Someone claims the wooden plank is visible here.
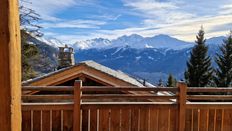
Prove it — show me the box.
[33,111,42,131]
[0,0,21,131]
[82,94,177,100]
[73,80,81,131]
[185,109,192,131]
[42,111,51,131]
[99,109,110,131]
[187,95,232,101]
[82,103,177,109]
[110,109,120,131]
[169,109,177,131]
[208,109,216,131]
[22,103,73,111]
[149,107,159,131]
[82,86,178,92]
[158,109,169,131]
[22,95,73,101]
[192,109,199,131]
[63,110,73,131]
[52,110,61,131]
[121,108,131,131]
[82,109,89,131]
[22,86,74,91]
[186,103,232,109]
[223,109,232,131]
[215,109,222,131]
[22,111,31,131]
[177,82,187,131]
[131,108,139,131]
[139,107,149,131]
[199,109,209,131]
[90,109,98,131]
[187,87,232,93]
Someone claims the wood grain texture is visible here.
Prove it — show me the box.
[22,111,31,131]
[110,109,120,131]
[52,110,61,131]
[90,109,98,131]
[99,109,110,131]
[0,0,21,130]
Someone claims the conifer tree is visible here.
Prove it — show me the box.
[214,31,232,87]
[166,74,176,87]
[185,27,213,87]
[158,79,163,87]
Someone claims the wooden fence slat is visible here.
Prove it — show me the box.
[169,109,177,131]
[121,108,131,131]
[110,109,120,131]
[33,111,41,131]
[149,108,159,131]
[199,109,208,131]
[185,109,192,131]
[42,111,51,131]
[82,109,89,131]
[22,111,31,131]
[192,109,199,131]
[158,109,169,131]
[99,109,110,131]
[208,109,216,131]
[63,110,73,131]
[215,109,222,131]
[90,109,98,131]
[131,108,139,131]
[52,110,61,131]
[223,109,232,131]
[139,107,149,131]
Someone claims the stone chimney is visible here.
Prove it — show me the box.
[57,44,75,69]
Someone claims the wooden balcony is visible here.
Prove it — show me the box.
[21,81,232,131]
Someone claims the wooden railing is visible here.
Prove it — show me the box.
[22,81,232,131]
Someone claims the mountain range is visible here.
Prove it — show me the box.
[34,34,226,84]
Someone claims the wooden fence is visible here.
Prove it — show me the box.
[22,81,232,131]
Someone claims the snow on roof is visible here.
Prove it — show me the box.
[22,60,155,87]
[80,60,155,87]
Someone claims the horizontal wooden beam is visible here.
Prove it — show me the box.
[22,102,73,110]
[81,103,177,109]
[22,86,74,91]
[81,86,178,92]
[22,95,74,101]
[188,87,232,93]
[187,95,232,100]
[81,94,177,100]
[186,102,232,109]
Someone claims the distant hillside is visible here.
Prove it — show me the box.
[25,32,59,76]
[73,34,193,50]
[74,35,226,84]
[25,33,226,84]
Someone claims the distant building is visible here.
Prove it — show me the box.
[57,44,75,69]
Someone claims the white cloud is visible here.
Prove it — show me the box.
[23,0,232,43]
[41,19,106,29]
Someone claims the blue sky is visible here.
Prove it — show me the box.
[23,0,232,43]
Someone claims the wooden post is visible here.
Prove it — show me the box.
[0,0,21,130]
[73,80,82,131]
[177,82,187,131]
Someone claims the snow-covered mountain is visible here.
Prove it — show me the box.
[36,37,65,48]
[30,33,227,84]
[73,34,194,50]
[73,38,111,49]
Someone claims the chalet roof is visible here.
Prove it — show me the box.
[23,60,155,87]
